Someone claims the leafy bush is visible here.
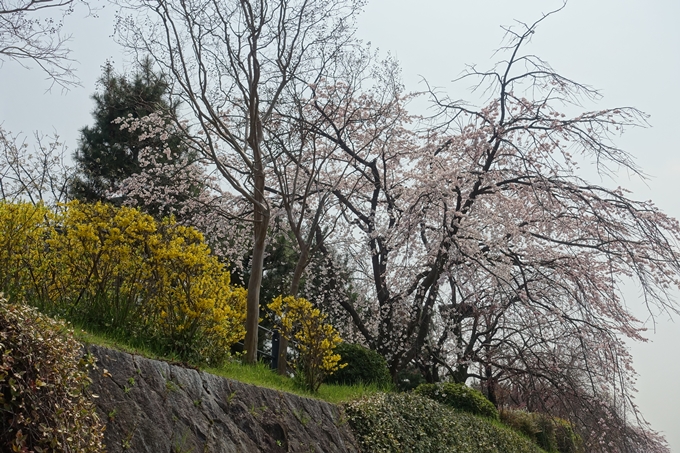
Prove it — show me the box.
[44,201,155,328]
[0,297,105,452]
[324,343,392,388]
[395,367,426,392]
[553,417,582,453]
[415,382,499,419]
[500,409,582,453]
[268,295,344,392]
[145,218,247,364]
[0,201,247,365]
[344,392,546,453]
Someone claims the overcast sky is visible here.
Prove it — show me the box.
[1,0,679,450]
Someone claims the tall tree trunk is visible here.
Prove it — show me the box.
[244,112,268,363]
[244,207,268,364]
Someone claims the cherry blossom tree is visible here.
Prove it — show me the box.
[299,68,425,368]
[262,52,378,371]
[301,11,677,452]
[114,0,365,363]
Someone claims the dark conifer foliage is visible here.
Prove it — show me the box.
[69,58,184,208]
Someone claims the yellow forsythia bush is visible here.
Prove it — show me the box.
[0,202,53,302]
[268,295,344,392]
[45,201,156,327]
[147,219,247,364]
[0,201,247,365]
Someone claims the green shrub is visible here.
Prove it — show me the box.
[535,413,556,452]
[0,297,105,452]
[324,343,392,388]
[502,410,540,443]
[553,417,582,453]
[395,367,427,392]
[500,409,582,453]
[415,382,499,419]
[344,392,546,453]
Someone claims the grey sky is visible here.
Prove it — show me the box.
[1,0,679,450]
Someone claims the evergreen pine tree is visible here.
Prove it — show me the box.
[69,59,187,209]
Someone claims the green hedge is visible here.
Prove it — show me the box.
[500,409,583,453]
[325,343,392,388]
[344,392,546,453]
[415,382,499,419]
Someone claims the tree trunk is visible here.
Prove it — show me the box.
[485,363,498,407]
[244,112,268,363]
[244,202,268,364]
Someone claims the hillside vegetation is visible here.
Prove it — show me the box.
[345,392,546,453]
[0,294,557,453]
[0,200,576,452]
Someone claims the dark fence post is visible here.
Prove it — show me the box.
[270,329,280,371]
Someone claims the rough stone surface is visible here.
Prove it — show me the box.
[87,345,359,453]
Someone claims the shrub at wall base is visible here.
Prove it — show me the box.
[324,342,392,389]
[0,297,106,453]
[268,295,344,392]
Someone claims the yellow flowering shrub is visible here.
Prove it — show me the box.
[0,202,53,302]
[0,201,246,365]
[268,295,344,392]
[147,220,247,364]
[45,201,155,327]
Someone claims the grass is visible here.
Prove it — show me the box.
[73,324,382,405]
[73,324,177,362]
[207,359,385,404]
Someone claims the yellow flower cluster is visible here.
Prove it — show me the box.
[45,201,155,325]
[148,218,247,362]
[0,203,52,302]
[268,295,344,392]
[0,201,247,365]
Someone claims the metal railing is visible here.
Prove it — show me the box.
[235,324,299,373]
